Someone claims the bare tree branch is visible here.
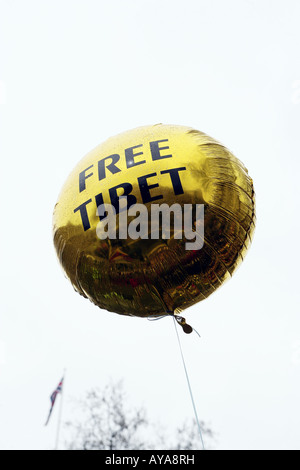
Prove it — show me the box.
[65,381,214,450]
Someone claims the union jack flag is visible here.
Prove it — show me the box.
[45,377,64,426]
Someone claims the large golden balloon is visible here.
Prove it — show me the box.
[53,124,255,319]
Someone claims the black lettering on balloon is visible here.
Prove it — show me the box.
[109,183,137,215]
[150,139,172,161]
[125,144,146,168]
[161,167,186,195]
[138,173,163,204]
[79,165,94,193]
[98,154,121,181]
[74,199,92,231]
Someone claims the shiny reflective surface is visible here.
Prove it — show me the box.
[53,124,255,317]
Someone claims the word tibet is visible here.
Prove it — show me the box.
[73,138,187,232]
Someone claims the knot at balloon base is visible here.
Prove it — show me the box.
[148,313,201,337]
[174,315,194,335]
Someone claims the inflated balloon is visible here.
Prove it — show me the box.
[53,124,255,320]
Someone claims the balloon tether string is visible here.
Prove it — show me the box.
[172,316,205,451]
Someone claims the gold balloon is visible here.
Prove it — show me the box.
[53,124,255,318]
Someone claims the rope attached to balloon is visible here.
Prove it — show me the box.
[148,313,205,450]
[172,316,205,451]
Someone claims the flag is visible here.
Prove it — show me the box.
[45,377,64,426]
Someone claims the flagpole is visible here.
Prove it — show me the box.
[55,369,66,451]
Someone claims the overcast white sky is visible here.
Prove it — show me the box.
[0,0,300,450]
